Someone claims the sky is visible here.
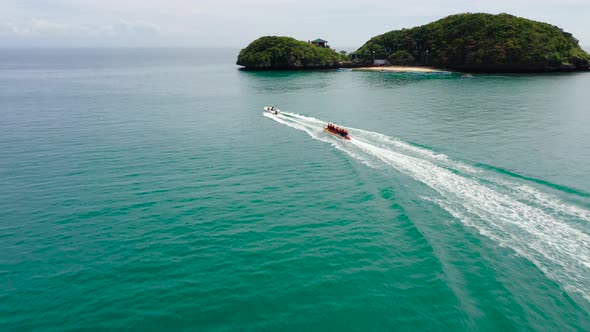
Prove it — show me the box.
[0,0,589,49]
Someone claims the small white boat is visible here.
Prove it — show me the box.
[264,106,280,115]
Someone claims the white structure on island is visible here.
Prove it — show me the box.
[310,38,329,48]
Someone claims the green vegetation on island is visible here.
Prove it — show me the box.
[354,13,590,72]
[237,36,346,70]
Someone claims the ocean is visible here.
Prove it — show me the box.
[1,48,590,331]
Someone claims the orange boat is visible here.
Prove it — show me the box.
[323,123,351,140]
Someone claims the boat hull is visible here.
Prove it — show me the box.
[263,106,279,115]
[324,127,351,140]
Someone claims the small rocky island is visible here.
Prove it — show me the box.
[237,13,590,73]
[237,36,347,70]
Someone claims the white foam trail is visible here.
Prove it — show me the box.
[264,111,590,303]
[355,129,454,161]
[264,112,380,168]
[465,169,590,223]
[352,139,590,301]
[512,183,590,222]
[279,112,476,172]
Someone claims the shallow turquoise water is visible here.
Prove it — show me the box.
[1,49,590,331]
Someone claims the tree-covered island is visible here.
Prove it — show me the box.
[237,36,346,70]
[355,13,589,72]
[237,13,590,72]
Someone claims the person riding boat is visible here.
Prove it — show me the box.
[324,122,350,140]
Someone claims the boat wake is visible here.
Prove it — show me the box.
[264,110,590,304]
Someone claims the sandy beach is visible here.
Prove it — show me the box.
[353,66,451,73]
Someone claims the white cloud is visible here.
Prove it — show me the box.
[0,19,67,35]
[0,0,588,47]
[0,18,161,37]
[98,19,161,36]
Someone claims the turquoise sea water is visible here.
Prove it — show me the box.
[1,48,590,331]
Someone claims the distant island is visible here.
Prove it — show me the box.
[237,36,346,70]
[356,13,590,72]
[237,13,590,73]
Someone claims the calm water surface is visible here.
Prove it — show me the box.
[1,48,590,331]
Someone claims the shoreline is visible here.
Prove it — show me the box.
[352,66,452,73]
[238,64,589,73]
